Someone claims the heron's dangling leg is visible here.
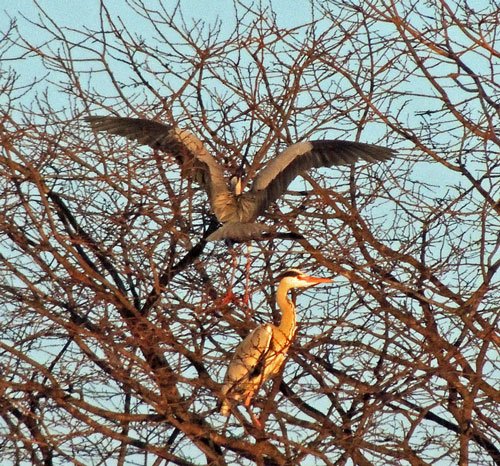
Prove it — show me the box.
[243,244,253,306]
[250,411,264,430]
[221,240,238,305]
[242,392,264,429]
[243,391,253,408]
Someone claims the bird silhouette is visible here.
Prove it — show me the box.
[86,116,395,241]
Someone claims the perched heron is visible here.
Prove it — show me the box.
[86,116,395,241]
[219,268,332,424]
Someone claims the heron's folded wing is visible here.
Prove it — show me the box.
[224,324,273,388]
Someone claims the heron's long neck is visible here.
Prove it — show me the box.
[276,282,296,341]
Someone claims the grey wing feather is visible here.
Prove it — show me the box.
[250,140,395,216]
[85,116,229,203]
[86,116,176,149]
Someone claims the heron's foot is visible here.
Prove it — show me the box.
[243,290,250,307]
[243,396,265,430]
[250,411,264,430]
[243,245,253,306]
[220,289,235,306]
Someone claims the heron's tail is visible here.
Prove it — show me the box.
[206,222,271,242]
[206,222,302,242]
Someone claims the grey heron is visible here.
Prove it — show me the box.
[219,268,332,426]
[85,116,395,242]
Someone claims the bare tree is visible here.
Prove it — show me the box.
[0,1,498,465]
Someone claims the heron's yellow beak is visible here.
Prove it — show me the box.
[304,276,333,286]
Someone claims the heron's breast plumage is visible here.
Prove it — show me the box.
[211,192,239,223]
[211,192,260,224]
[235,193,259,222]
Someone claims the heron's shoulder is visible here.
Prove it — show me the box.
[238,324,274,351]
[247,323,274,340]
[172,127,207,153]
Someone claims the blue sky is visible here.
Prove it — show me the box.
[1,0,313,41]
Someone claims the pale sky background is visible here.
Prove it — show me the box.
[1,0,316,91]
[2,0,494,140]
[1,0,311,29]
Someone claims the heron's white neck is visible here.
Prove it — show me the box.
[275,281,297,341]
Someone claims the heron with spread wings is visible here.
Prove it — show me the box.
[219,268,332,426]
[86,116,395,241]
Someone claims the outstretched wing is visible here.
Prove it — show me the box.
[250,139,396,217]
[85,116,230,207]
[222,324,274,397]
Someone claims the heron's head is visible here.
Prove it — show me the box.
[230,167,246,196]
[277,268,333,290]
